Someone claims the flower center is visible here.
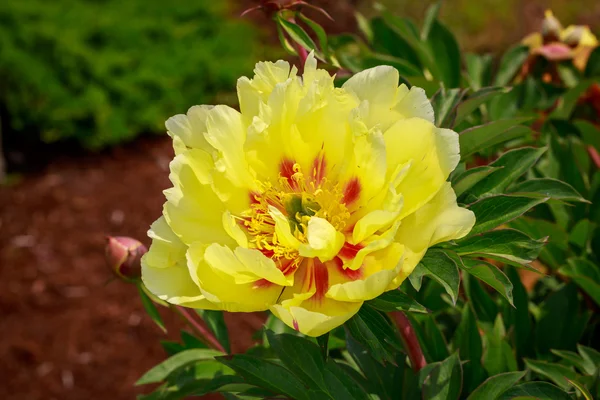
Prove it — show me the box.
[241,161,350,261]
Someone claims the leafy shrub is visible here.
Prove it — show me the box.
[0,0,270,148]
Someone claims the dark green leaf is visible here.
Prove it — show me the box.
[550,79,596,119]
[276,22,298,56]
[574,120,600,152]
[459,119,532,159]
[216,354,310,400]
[409,313,450,363]
[136,348,224,385]
[316,333,329,361]
[559,258,600,306]
[483,316,518,376]
[467,195,548,236]
[138,284,166,333]
[323,359,371,400]
[460,258,514,306]
[453,166,502,198]
[277,16,319,54]
[456,229,546,268]
[410,249,460,304]
[265,331,328,391]
[567,378,594,400]
[426,20,461,88]
[420,1,441,40]
[462,273,498,323]
[524,359,581,391]
[464,53,493,90]
[345,305,399,365]
[432,87,467,128]
[577,345,600,375]
[452,305,486,393]
[367,289,428,313]
[298,13,329,58]
[196,310,231,353]
[462,147,547,203]
[421,352,463,400]
[551,349,596,375]
[496,382,572,400]
[454,87,511,127]
[501,267,533,360]
[494,44,529,86]
[509,178,588,203]
[467,371,526,400]
[584,47,600,77]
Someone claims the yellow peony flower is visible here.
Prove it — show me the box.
[142,53,475,337]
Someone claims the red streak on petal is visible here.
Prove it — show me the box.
[312,152,327,185]
[293,319,299,331]
[343,177,361,205]
[334,256,362,280]
[260,249,275,258]
[280,158,298,190]
[253,278,271,288]
[249,191,260,204]
[313,258,329,301]
[338,241,364,261]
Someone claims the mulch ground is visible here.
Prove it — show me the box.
[0,136,265,399]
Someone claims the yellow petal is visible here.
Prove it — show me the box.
[142,217,218,308]
[188,243,282,312]
[270,297,361,337]
[222,211,248,247]
[342,65,399,107]
[299,217,345,262]
[393,84,435,123]
[327,243,405,302]
[384,118,460,218]
[268,206,302,249]
[165,105,213,151]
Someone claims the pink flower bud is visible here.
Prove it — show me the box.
[105,236,147,282]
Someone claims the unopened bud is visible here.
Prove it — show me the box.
[563,26,585,47]
[105,236,147,282]
[541,10,562,43]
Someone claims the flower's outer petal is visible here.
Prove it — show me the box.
[222,211,248,248]
[165,105,213,152]
[203,243,291,286]
[327,243,405,302]
[393,84,435,123]
[142,217,218,308]
[205,105,256,189]
[522,32,543,49]
[299,217,345,262]
[561,25,599,47]
[342,66,399,107]
[384,118,460,219]
[392,182,475,288]
[347,220,401,270]
[188,243,282,312]
[164,150,233,247]
[270,297,362,337]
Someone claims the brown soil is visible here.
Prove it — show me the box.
[0,136,265,399]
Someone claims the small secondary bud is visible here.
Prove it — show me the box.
[541,10,562,43]
[105,236,147,282]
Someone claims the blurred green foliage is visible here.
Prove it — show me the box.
[0,0,269,148]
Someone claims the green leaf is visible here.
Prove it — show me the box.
[459,119,532,159]
[559,258,600,306]
[494,44,529,86]
[426,20,461,88]
[410,249,460,304]
[551,349,596,375]
[298,13,329,58]
[455,229,546,268]
[409,313,450,363]
[453,166,502,198]
[465,53,493,90]
[567,378,594,400]
[550,79,596,119]
[496,382,572,400]
[536,283,588,355]
[577,345,600,375]
[462,273,498,323]
[196,310,231,353]
[574,120,600,152]
[501,267,533,360]
[460,258,514,306]
[345,305,399,365]
[277,16,319,54]
[432,87,467,128]
[509,178,589,203]
[467,371,526,400]
[452,305,486,393]
[420,1,441,40]
[276,22,298,56]
[584,47,600,77]
[524,359,580,391]
[316,333,329,361]
[367,289,428,313]
[266,331,328,391]
[483,316,518,376]
[461,147,547,203]
[216,355,310,400]
[467,195,548,236]
[136,348,224,385]
[454,86,511,127]
[421,352,463,400]
[138,283,166,333]
[323,359,371,400]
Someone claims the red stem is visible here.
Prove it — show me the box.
[391,311,427,372]
[588,145,600,169]
[173,306,227,353]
